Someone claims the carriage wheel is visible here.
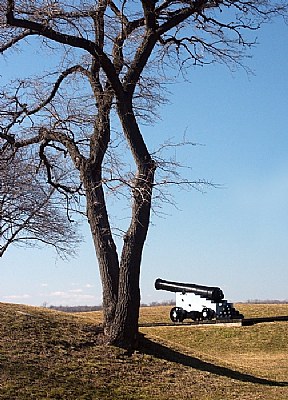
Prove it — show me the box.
[170,307,185,323]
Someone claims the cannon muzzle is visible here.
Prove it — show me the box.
[155,278,224,302]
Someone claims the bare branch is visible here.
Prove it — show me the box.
[0,146,82,258]
[0,29,33,53]
[5,0,125,98]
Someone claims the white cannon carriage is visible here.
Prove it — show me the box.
[155,278,243,323]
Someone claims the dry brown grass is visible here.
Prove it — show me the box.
[74,302,288,323]
[0,302,287,399]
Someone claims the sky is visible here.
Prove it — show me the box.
[1,16,288,307]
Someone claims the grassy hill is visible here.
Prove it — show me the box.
[0,303,287,399]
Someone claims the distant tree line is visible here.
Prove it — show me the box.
[245,299,288,304]
[48,299,288,313]
[48,305,103,313]
[48,300,176,313]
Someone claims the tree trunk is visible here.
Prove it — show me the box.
[82,163,119,332]
[108,161,155,348]
[81,96,155,349]
[109,249,142,348]
[84,159,155,349]
[98,99,156,349]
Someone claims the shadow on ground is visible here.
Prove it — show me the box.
[243,315,288,326]
[139,336,288,387]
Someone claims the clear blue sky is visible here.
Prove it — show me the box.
[1,19,288,307]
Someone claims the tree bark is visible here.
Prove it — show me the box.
[106,98,156,348]
[83,152,155,349]
[83,164,119,331]
[109,161,155,348]
[81,109,119,333]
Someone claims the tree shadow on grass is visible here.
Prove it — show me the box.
[139,335,288,387]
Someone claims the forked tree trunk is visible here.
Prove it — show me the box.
[84,158,155,349]
[105,98,156,348]
[83,165,120,331]
[81,95,155,349]
[109,163,155,348]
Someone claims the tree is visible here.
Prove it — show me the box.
[0,0,286,348]
[0,145,81,257]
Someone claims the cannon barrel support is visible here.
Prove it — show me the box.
[155,278,224,302]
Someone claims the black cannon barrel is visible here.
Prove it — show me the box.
[155,278,224,302]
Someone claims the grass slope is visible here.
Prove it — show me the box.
[0,303,287,399]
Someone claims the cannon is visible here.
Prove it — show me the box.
[155,278,243,323]
[155,278,224,302]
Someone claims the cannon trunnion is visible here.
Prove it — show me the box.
[155,278,243,323]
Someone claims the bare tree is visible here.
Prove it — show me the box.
[0,145,81,257]
[0,0,286,348]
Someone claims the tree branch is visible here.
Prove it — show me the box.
[5,0,125,99]
[2,65,88,135]
[0,29,34,53]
